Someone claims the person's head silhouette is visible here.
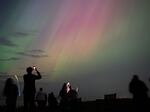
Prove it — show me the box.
[6,78,14,85]
[39,88,43,91]
[3,77,16,96]
[133,75,139,80]
[26,67,33,74]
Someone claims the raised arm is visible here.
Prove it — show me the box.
[35,68,42,79]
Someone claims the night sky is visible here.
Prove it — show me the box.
[0,0,150,103]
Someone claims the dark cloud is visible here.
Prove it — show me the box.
[17,52,48,58]
[29,54,48,58]
[0,37,16,47]
[29,49,45,53]
[13,30,40,37]
[14,32,30,37]
[0,72,8,75]
[0,57,20,61]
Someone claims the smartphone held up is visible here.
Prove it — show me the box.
[33,66,36,71]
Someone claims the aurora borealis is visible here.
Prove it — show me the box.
[0,0,150,101]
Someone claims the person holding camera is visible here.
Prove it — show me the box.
[23,66,42,112]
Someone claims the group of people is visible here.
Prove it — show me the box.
[2,66,150,112]
[2,66,79,112]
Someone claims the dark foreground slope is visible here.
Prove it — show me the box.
[0,98,149,112]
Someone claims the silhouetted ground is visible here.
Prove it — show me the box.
[81,98,135,112]
[0,98,150,112]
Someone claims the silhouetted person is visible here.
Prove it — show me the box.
[23,67,42,112]
[58,83,68,112]
[67,85,78,101]
[67,85,78,112]
[36,88,47,111]
[48,92,58,112]
[3,78,18,112]
[129,75,149,112]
